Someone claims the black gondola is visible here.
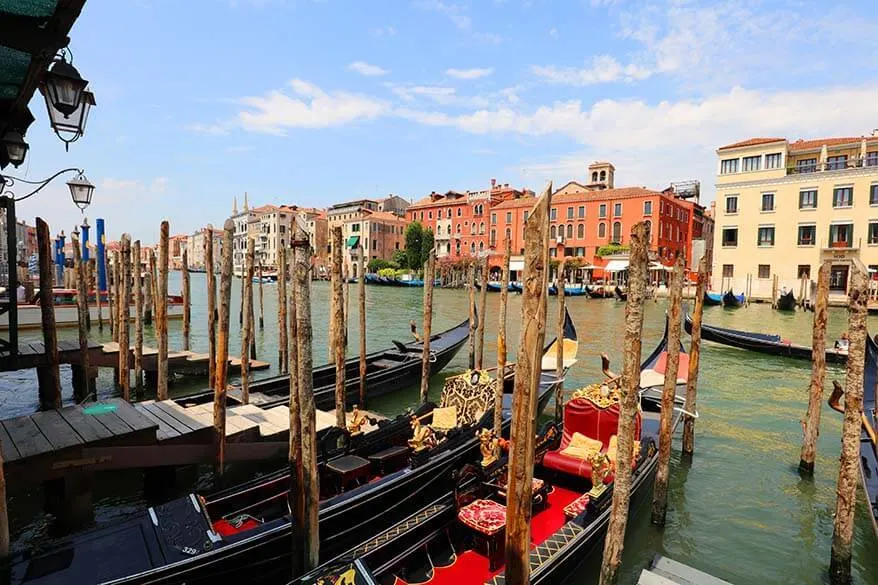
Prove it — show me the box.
[293,324,686,585]
[722,290,745,307]
[585,285,610,299]
[684,314,847,363]
[775,290,796,311]
[177,318,470,412]
[5,314,579,585]
[614,285,627,301]
[703,291,722,306]
[858,336,878,539]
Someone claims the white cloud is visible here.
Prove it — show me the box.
[237,79,388,134]
[532,55,653,85]
[347,61,389,76]
[446,67,493,80]
[414,0,471,30]
[549,27,559,39]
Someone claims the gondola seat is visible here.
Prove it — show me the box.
[563,493,590,519]
[457,499,507,570]
[542,397,641,482]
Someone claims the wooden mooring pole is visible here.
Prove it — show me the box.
[214,220,234,473]
[554,258,566,422]
[112,252,120,344]
[829,263,868,585]
[419,248,435,404]
[599,221,648,585]
[182,249,190,351]
[504,184,551,584]
[293,225,319,570]
[799,261,830,474]
[258,263,264,330]
[133,240,144,396]
[494,239,511,437]
[358,248,367,407]
[156,222,170,400]
[682,256,707,457]
[118,235,131,400]
[206,225,216,390]
[476,257,489,369]
[96,257,104,331]
[467,263,476,370]
[241,238,255,404]
[288,242,303,577]
[36,218,61,410]
[277,245,288,375]
[331,226,346,428]
[651,255,684,526]
[771,274,778,309]
[72,232,91,402]
[105,250,114,337]
[144,251,154,326]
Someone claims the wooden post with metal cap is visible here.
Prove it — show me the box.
[799,261,830,474]
[493,239,511,437]
[213,219,234,473]
[419,248,435,404]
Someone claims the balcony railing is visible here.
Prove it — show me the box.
[787,156,878,175]
[820,238,861,251]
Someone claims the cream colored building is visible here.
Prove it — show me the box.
[713,132,878,300]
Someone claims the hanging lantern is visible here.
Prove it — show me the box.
[67,172,95,211]
[2,131,28,167]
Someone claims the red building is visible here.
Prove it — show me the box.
[407,180,533,260]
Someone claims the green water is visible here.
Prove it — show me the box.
[5,273,878,584]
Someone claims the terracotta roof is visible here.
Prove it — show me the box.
[408,191,468,209]
[492,197,538,210]
[550,186,665,204]
[363,210,408,223]
[717,137,786,151]
[788,136,878,153]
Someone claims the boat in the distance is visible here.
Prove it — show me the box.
[585,285,611,299]
[5,313,579,585]
[614,285,628,301]
[775,290,796,311]
[703,291,723,306]
[722,290,745,308]
[0,288,184,330]
[548,283,587,297]
[294,322,686,585]
[684,314,847,364]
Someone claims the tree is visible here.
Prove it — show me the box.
[368,258,398,272]
[420,230,435,268]
[392,249,407,268]
[405,222,424,270]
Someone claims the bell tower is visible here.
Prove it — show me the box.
[587,161,615,189]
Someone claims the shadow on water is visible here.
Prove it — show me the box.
[4,282,878,584]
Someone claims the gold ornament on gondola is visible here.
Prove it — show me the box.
[570,382,622,408]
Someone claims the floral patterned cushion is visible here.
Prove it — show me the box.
[563,493,590,519]
[458,499,507,536]
[497,477,545,499]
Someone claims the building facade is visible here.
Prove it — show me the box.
[712,132,878,299]
[188,228,223,272]
[297,207,329,278]
[341,209,408,277]
[169,234,188,270]
[248,204,293,271]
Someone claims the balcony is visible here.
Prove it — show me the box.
[821,238,861,252]
[787,156,878,176]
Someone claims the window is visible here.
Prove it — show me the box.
[871,185,878,205]
[798,225,816,246]
[722,264,734,278]
[799,190,817,209]
[428,211,433,220]
[505,228,511,242]
[798,265,811,279]
[720,159,739,174]
[447,209,452,218]
[742,155,761,171]
[765,153,782,169]
[470,243,476,254]
[550,225,557,239]
[826,155,848,171]
[761,193,775,212]
[523,211,529,221]
[833,187,853,207]
[598,222,606,238]
[829,223,853,246]
[420,212,424,220]
[549,248,557,258]
[457,208,462,216]
[577,224,584,239]
[491,213,497,225]
[725,195,738,214]
[575,247,585,257]
[643,201,652,215]
[506,212,512,223]
[599,204,607,218]
[456,224,461,234]
[479,222,485,235]
[566,224,573,239]
[352,223,360,232]
[612,221,622,243]
[372,239,377,251]
[757,226,775,246]
[797,158,817,173]
[578,206,585,218]
[758,264,770,279]
[870,222,878,245]
[645,220,652,242]
[613,203,622,216]
[867,152,878,167]
[550,208,557,221]
[567,207,574,219]
[490,229,496,246]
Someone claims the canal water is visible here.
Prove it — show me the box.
[4,272,878,585]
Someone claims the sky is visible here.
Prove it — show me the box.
[12,0,878,244]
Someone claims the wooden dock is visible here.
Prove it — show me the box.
[639,556,734,585]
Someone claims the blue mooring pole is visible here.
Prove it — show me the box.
[96,218,107,291]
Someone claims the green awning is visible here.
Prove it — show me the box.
[346,235,360,248]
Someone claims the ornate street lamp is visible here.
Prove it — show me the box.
[0,168,95,213]
[66,171,95,211]
[2,131,28,168]
[39,50,96,150]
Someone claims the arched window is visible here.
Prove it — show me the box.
[644,220,652,242]
[470,242,476,254]
[598,222,606,238]
[470,223,475,235]
[479,242,484,252]
[566,224,573,239]
[457,208,462,217]
[550,225,557,239]
[455,240,461,255]
[505,227,511,242]
[592,171,598,182]
[447,209,452,219]
[456,223,461,234]
[612,221,622,243]
[600,170,606,181]
[577,224,584,239]
[479,222,485,235]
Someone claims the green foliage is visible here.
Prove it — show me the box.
[367,258,398,272]
[596,244,630,257]
[391,249,408,268]
[420,230,435,267]
[405,221,424,269]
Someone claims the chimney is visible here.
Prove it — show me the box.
[873,129,878,137]
[491,178,496,188]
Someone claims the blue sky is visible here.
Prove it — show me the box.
[13,0,878,244]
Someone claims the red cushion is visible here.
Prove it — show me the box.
[458,499,507,535]
[543,450,595,479]
[563,493,590,519]
[213,517,261,536]
[653,352,690,381]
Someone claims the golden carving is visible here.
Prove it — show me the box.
[347,405,367,435]
[587,451,611,498]
[408,415,436,452]
[570,382,621,409]
[477,428,499,467]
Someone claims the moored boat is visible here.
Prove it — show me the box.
[614,285,627,301]
[775,290,796,311]
[722,290,745,308]
[703,291,723,306]
[684,314,848,363]
[585,285,611,299]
